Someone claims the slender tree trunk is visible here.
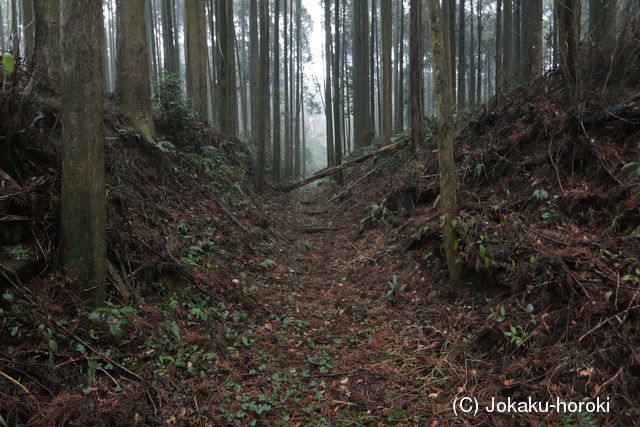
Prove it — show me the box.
[11,0,19,53]
[476,0,482,103]
[256,0,269,193]
[332,0,343,183]
[273,0,281,179]
[324,0,334,168]
[426,0,461,285]
[409,0,423,149]
[32,0,59,100]
[457,0,466,109]
[283,0,291,179]
[495,0,502,91]
[215,0,238,136]
[381,0,392,142]
[469,0,476,108]
[294,0,302,178]
[60,0,107,306]
[522,0,542,81]
[161,0,179,74]
[558,0,582,107]
[448,0,456,101]
[503,0,514,87]
[394,0,404,133]
[249,0,259,138]
[353,0,372,148]
[22,0,34,59]
[116,0,156,141]
[185,0,208,120]
[589,0,617,48]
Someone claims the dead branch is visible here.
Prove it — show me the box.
[280,137,411,192]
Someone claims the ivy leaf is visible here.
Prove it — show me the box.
[2,52,15,74]
[109,322,125,341]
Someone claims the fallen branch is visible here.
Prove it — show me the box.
[280,137,411,192]
[210,192,250,234]
[581,95,640,125]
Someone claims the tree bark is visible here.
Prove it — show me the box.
[161,0,179,75]
[522,0,542,81]
[589,0,617,49]
[409,0,423,149]
[256,0,269,193]
[503,0,514,87]
[381,0,392,143]
[457,0,466,109]
[332,0,343,184]
[116,0,156,141]
[215,0,238,136]
[60,0,107,306]
[324,0,334,168]
[557,0,582,107]
[427,0,461,285]
[272,0,282,179]
[353,0,373,148]
[185,0,209,120]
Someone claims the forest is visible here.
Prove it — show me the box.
[0,0,639,425]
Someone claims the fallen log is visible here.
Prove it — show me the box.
[280,137,411,192]
[581,95,640,125]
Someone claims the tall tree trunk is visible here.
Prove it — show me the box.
[294,0,302,178]
[381,0,392,142]
[32,0,59,100]
[558,0,582,107]
[11,0,19,53]
[394,0,404,133]
[161,0,179,75]
[249,0,259,138]
[469,0,476,108]
[426,0,461,285]
[60,0,107,306]
[503,0,514,87]
[448,0,456,101]
[457,0,466,109]
[256,0,269,193]
[353,0,372,148]
[476,0,482,103]
[324,0,334,168]
[332,0,343,183]
[409,0,423,149]
[185,0,208,120]
[116,0,156,141]
[272,0,281,179]
[22,0,34,70]
[206,0,217,123]
[589,0,617,48]
[522,0,542,81]
[283,0,291,180]
[495,0,502,91]
[215,0,238,136]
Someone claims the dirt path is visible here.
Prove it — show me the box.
[230,189,455,425]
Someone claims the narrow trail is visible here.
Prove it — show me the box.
[237,187,457,423]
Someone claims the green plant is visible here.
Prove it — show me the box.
[7,244,30,261]
[622,268,640,284]
[260,258,277,268]
[89,303,135,341]
[303,240,314,251]
[385,275,407,305]
[504,324,527,347]
[474,163,485,177]
[152,72,196,138]
[532,189,549,201]
[359,203,390,231]
[622,161,640,180]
